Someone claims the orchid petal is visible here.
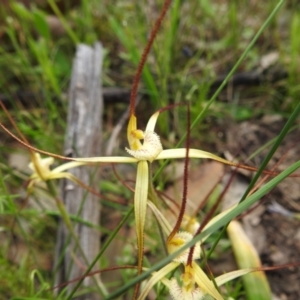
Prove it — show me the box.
[135,161,149,271]
[48,172,84,182]
[215,269,254,287]
[30,172,75,182]
[28,154,89,184]
[147,201,172,235]
[156,149,235,167]
[193,262,223,300]
[51,161,88,173]
[145,111,160,132]
[137,262,179,300]
[71,156,138,163]
[29,153,54,180]
[160,277,172,289]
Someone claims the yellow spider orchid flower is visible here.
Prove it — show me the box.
[139,201,257,300]
[139,201,222,300]
[27,152,87,191]
[169,267,205,300]
[169,263,220,300]
[162,263,255,300]
[140,261,255,300]
[66,111,241,278]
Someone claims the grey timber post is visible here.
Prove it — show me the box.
[54,42,103,299]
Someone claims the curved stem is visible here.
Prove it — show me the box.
[129,0,172,116]
[167,103,191,242]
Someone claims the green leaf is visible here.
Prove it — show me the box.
[11,2,32,21]
[32,9,50,40]
[227,221,272,300]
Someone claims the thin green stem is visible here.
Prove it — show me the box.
[47,0,79,44]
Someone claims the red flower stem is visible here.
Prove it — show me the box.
[129,0,172,117]
[167,102,191,242]
[187,168,238,266]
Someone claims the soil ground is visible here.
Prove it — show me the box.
[215,115,300,300]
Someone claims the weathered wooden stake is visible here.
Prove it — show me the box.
[54,42,103,300]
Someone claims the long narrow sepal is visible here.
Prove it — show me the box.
[135,161,149,274]
[137,262,179,300]
[156,149,235,166]
[215,268,254,286]
[51,161,89,173]
[145,111,160,132]
[28,153,54,181]
[71,156,138,163]
[193,262,223,300]
[147,201,172,235]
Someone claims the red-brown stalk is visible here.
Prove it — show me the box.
[129,0,172,117]
[186,168,238,266]
[130,1,173,297]
[167,102,191,242]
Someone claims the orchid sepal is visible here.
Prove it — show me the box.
[155,149,235,166]
[29,153,87,183]
[137,262,180,300]
[147,201,173,235]
[145,111,160,132]
[135,160,149,272]
[69,156,138,163]
[193,262,223,300]
[127,114,142,150]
